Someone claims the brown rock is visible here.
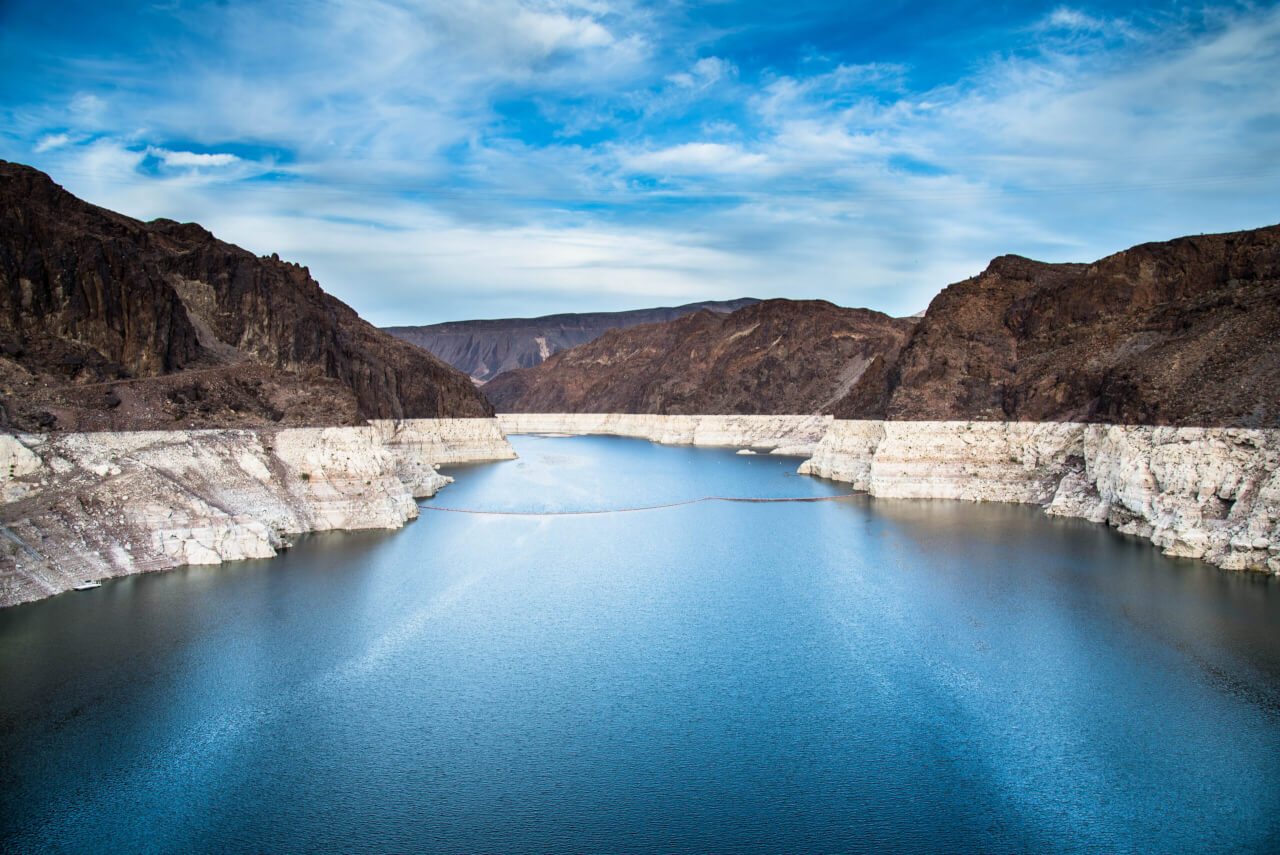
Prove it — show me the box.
[882,226,1280,426]
[483,225,1280,427]
[0,161,492,431]
[385,299,760,382]
[483,300,916,415]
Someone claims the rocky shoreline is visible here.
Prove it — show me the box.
[502,414,1280,574]
[497,413,833,456]
[4,413,1276,608]
[0,419,515,607]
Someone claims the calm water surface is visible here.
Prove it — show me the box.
[2,435,1279,853]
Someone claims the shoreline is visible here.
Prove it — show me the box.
[0,419,516,607]
[3,412,1277,608]
[499,414,1280,575]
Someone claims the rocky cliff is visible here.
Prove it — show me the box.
[0,161,493,431]
[483,300,916,414]
[0,419,516,607]
[483,226,1280,427]
[873,226,1280,426]
[798,419,1280,574]
[384,298,759,382]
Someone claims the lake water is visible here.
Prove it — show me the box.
[2,434,1279,853]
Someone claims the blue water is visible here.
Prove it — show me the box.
[2,434,1279,853]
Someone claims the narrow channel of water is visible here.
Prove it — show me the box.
[2,434,1278,853]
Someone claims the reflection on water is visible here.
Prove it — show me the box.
[2,434,1278,853]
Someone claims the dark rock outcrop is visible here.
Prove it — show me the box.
[482,225,1280,427]
[0,161,492,430]
[482,300,916,414]
[384,298,760,382]
[875,226,1280,426]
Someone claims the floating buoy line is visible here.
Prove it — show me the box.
[418,492,863,517]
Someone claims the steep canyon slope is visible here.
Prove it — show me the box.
[0,161,492,432]
[484,226,1280,427]
[876,227,1280,425]
[482,300,916,414]
[384,298,760,382]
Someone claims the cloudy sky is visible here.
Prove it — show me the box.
[2,1,1277,325]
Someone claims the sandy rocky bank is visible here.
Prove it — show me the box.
[501,414,1280,575]
[3,413,1277,608]
[0,419,515,607]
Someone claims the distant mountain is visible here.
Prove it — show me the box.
[0,161,492,431]
[482,300,916,415]
[383,298,760,382]
[482,225,1280,427]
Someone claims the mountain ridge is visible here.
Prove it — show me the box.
[0,161,492,431]
[482,299,917,415]
[483,224,1280,427]
[385,298,761,382]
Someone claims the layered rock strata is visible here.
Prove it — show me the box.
[497,413,834,456]
[799,420,1280,573]
[0,419,515,607]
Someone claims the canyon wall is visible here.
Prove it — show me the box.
[386,298,759,382]
[482,226,1280,428]
[483,301,915,416]
[497,412,834,456]
[799,420,1280,573]
[1,161,493,432]
[0,419,515,607]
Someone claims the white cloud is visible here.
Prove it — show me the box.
[68,93,106,123]
[930,5,1280,191]
[625,142,767,176]
[147,147,240,168]
[7,1,1278,324]
[512,7,614,53]
[1042,7,1111,32]
[34,133,69,152]
[667,56,733,89]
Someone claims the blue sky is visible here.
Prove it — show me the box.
[2,1,1278,325]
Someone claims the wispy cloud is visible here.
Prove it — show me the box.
[1040,7,1117,34]
[146,147,240,169]
[2,0,1276,324]
[625,142,768,176]
[33,133,70,153]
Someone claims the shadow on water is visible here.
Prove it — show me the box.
[2,434,1278,853]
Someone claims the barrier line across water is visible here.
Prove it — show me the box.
[418,493,863,516]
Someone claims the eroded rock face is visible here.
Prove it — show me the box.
[483,300,916,415]
[877,228,1280,426]
[1049,425,1280,570]
[0,419,516,607]
[483,226,1280,427]
[799,420,1280,573]
[498,413,833,456]
[0,161,493,431]
[385,299,760,382]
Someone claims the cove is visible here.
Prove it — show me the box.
[2,434,1279,853]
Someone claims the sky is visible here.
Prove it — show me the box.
[2,1,1278,326]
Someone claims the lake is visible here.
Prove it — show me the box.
[2,434,1279,853]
